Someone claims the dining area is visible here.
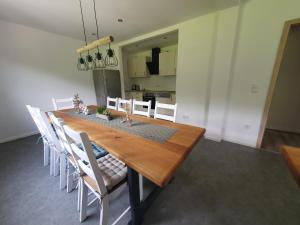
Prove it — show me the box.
[1,95,300,225]
[25,96,205,225]
[2,1,300,224]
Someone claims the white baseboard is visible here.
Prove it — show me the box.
[204,134,222,142]
[0,131,39,144]
[223,136,256,148]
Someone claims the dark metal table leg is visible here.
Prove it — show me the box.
[127,167,143,225]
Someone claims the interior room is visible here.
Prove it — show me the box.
[1,1,300,225]
[261,25,300,152]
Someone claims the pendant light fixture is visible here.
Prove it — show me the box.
[105,43,118,67]
[77,53,87,71]
[92,0,106,69]
[76,0,117,70]
[77,0,94,71]
[86,51,95,70]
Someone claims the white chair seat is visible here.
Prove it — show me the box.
[96,154,127,190]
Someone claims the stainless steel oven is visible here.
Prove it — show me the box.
[143,93,156,109]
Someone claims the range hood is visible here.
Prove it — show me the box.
[146,47,160,75]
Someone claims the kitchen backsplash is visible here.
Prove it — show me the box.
[130,75,176,91]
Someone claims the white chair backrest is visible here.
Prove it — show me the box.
[63,125,108,195]
[52,97,73,111]
[132,99,151,117]
[26,105,61,149]
[48,112,72,155]
[26,105,48,138]
[106,97,118,110]
[117,98,132,113]
[154,102,177,122]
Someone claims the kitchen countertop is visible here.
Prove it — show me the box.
[125,90,176,93]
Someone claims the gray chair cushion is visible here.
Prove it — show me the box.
[96,154,127,190]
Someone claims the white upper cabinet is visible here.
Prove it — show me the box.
[127,55,149,78]
[159,51,177,76]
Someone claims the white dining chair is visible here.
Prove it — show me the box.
[154,101,178,122]
[117,98,132,113]
[52,97,73,110]
[132,99,152,200]
[26,105,50,167]
[26,105,63,181]
[132,99,151,117]
[62,125,130,225]
[106,97,118,110]
[49,112,79,193]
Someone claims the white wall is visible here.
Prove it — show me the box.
[223,0,300,146]
[266,26,300,133]
[176,13,217,127]
[0,20,97,143]
[3,0,300,147]
[117,0,300,147]
[205,7,239,141]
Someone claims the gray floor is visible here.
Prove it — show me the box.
[262,129,300,152]
[0,135,300,225]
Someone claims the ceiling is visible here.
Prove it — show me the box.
[0,0,238,43]
[123,31,178,53]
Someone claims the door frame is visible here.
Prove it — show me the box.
[256,18,300,148]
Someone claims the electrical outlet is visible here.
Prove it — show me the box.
[182,115,189,119]
[244,124,251,130]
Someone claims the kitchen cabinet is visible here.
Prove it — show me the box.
[159,51,177,76]
[127,55,150,78]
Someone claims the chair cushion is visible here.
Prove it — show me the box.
[91,142,108,159]
[96,154,127,190]
[77,142,108,159]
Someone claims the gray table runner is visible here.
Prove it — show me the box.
[67,111,176,143]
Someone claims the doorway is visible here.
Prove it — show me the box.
[257,18,300,151]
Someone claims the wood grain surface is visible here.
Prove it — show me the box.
[53,106,205,187]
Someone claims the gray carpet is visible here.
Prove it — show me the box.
[0,135,300,225]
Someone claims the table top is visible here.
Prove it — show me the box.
[53,106,205,187]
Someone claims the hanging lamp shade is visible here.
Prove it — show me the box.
[76,0,118,70]
[77,55,88,71]
[94,51,106,68]
[105,44,118,67]
[86,52,95,70]
[77,0,90,71]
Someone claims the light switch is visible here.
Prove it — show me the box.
[251,84,259,94]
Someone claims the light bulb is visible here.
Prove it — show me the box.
[86,54,95,70]
[94,52,106,69]
[105,48,118,67]
[77,56,88,71]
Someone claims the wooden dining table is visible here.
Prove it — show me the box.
[53,105,205,225]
